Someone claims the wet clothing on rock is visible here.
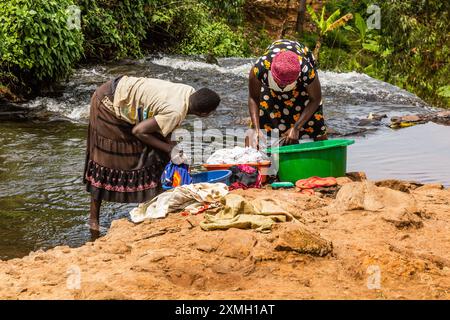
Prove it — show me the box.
[206,146,269,164]
[253,40,327,139]
[200,194,295,232]
[161,161,192,189]
[83,77,169,203]
[228,165,262,190]
[129,183,229,222]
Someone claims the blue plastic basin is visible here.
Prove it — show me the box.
[191,170,232,185]
[162,170,232,190]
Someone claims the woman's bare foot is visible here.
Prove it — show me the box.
[89,196,101,231]
[89,218,100,231]
[89,227,101,241]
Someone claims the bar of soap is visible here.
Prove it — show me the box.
[271,182,295,189]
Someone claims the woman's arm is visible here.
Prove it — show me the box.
[248,70,265,148]
[132,118,174,154]
[248,70,262,131]
[284,76,322,144]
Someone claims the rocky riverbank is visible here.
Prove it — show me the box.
[0,178,449,299]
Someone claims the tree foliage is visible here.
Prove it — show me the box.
[0,0,84,95]
[379,0,449,107]
[76,0,148,61]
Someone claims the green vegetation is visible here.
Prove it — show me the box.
[306,5,353,60]
[0,0,448,107]
[0,0,83,98]
[302,0,449,107]
[379,0,449,108]
[0,0,249,99]
[148,1,249,57]
[76,0,148,61]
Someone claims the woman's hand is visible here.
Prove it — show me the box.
[246,128,266,150]
[283,127,300,145]
[167,140,178,153]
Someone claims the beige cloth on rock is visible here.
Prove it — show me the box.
[129,183,229,223]
[112,76,195,136]
[200,194,296,232]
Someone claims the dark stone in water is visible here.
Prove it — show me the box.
[0,103,33,121]
[390,111,450,128]
[204,53,219,65]
[0,103,59,122]
[358,119,381,126]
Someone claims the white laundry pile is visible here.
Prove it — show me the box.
[129,183,229,222]
[206,146,269,164]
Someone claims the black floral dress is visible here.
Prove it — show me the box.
[253,39,327,139]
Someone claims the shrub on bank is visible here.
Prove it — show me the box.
[76,0,148,61]
[0,0,84,97]
[148,1,250,57]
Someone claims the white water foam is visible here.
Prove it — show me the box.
[21,55,431,122]
[152,56,254,78]
[152,56,428,107]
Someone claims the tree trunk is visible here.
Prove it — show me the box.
[314,37,322,61]
[296,0,307,35]
[280,0,292,38]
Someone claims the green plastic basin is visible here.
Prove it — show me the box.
[267,139,355,183]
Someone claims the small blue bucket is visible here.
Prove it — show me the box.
[162,170,232,191]
[191,170,232,185]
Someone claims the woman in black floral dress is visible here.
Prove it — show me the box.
[248,39,327,147]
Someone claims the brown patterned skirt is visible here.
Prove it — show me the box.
[83,78,169,203]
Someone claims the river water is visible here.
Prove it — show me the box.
[0,55,448,260]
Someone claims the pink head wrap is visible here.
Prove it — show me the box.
[271,51,301,87]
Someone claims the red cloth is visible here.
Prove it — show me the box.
[229,182,249,191]
[271,51,301,87]
[237,164,257,174]
[228,166,262,191]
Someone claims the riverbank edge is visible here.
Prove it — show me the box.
[0,178,449,299]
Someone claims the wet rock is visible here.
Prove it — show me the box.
[346,172,367,181]
[358,119,377,126]
[274,224,333,257]
[394,115,422,123]
[0,103,59,121]
[375,180,423,193]
[368,113,387,121]
[358,114,386,126]
[204,53,219,65]
[390,111,450,129]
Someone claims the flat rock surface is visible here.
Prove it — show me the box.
[0,181,449,299]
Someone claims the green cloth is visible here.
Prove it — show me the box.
[200,194,295,232]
